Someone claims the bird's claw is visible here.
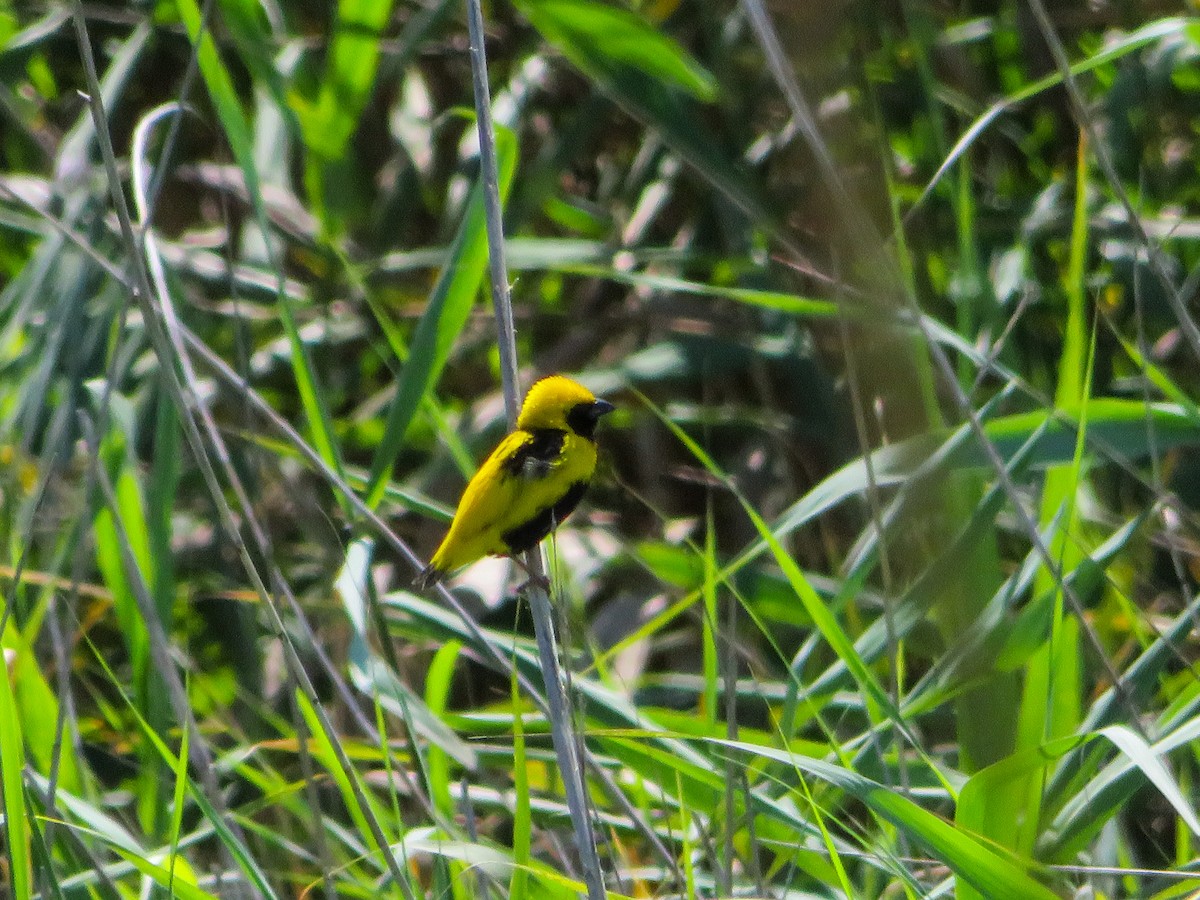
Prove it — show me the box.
[515,574,552,596]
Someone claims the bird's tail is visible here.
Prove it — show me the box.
[414,565,444,591]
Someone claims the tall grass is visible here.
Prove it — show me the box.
[1,1,1199,898]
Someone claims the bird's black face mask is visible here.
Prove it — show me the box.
[566,399,615,440]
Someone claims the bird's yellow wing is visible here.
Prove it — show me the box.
[433,430,533,570]
[423,427,598,580]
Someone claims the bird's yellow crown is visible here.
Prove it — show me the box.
[517,375,598,431]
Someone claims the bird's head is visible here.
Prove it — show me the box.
[518,375,615,439]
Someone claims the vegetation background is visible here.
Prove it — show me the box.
[2,0,1200,897]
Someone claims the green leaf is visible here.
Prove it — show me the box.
[0,644,31,900]
[917,17,1194,211]
[509,666,532,900]
[177,0,346,494]
[296,0,397,232]
[364,123,517,509]
[515,0,716,101]
[565,265,840,317]
[651,396,902,731]
[771,400,1200,545]
[1042,719,1200,860]
[294,689,387,851]
[514,0,768,225]
[109,848,214,900]
[957,732,1087,876]
[384,592,716,774]
[716,740,1060,900]
[215,0,295,122]
[296,0,397,158]
[336,540,477,768]
[964,722,1200,870]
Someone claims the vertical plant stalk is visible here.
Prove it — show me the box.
[463,2,607,898]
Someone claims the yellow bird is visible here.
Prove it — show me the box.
[416,375,615,589]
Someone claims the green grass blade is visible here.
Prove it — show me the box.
[514,0,716,100]
[336,539,477,768]
[1041,716,1200,860]
[109,846,214,899]
[771,399,1200,546]
[167,680,191,898]
[717,739,1060,900]
[300,0,398,159]
[386,593,715,771]
[1007,142,1097,868]
[297,0,397,230]
[176,0,346,488]
[565,265,841,317]
[423,640,461,817]
[508,664,532,900]
[364,123,517,509]
[0,645,31,900]
[514,0,768,225]
[5,607,80,796]
[294,688,409,887]
[214,0,294,115]
[84,638,281,898]
[649,398,899,727]
[915,16,1193,212]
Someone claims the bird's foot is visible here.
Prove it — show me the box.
[414,565,444,592]
[514,573,552,597]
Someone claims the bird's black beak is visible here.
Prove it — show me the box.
[591,399,616,419]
